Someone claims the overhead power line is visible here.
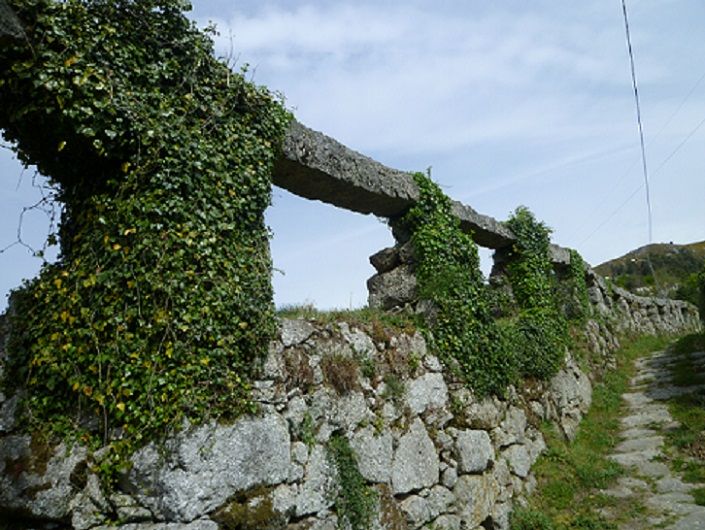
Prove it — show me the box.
[621,0,654,245]
[580,110,705,246]
[583,68,705,226]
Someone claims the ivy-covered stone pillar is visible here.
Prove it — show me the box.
[0,0,290,455]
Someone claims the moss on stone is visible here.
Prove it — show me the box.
[212,487,286,530]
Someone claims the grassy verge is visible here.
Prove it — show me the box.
[276,304,419,333]
[511,334,673,530]
[662,332,705,501]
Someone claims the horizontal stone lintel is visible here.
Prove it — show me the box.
[274,120,572,265]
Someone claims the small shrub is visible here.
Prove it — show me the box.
[297,412,316,447]
[321,354,359,395]
[284,349,315,390]
[382,373,405,402]
[357,355,376,380]
[371,319,389,346]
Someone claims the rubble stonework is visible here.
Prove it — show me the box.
[367,243,699,340]
[0,289,699,529]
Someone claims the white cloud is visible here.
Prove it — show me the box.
[199,2,639,158]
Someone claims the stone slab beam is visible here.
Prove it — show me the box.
[274,120,573,265]
[274,120,516,249]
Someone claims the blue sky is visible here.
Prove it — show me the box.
[2,0,705,311]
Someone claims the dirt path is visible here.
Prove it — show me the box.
[600,348,705,529]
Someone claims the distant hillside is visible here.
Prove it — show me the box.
[594,240,705,304]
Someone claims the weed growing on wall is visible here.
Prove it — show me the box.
[561,250,591,322]
[698,264,705,326]
[0,0,290,463]
[403,173,517,396]
[505,207,568,379]
[328,434,378,530]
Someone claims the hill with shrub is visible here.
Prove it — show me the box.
[594,240,705,305]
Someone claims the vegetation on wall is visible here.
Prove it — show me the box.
[563,249,591,322]
[404,176,590,395]
[0,0,290,460]
[402,173,517,396]
[328,434,378,530]
[699,264,705,325]
[504,207,569,379]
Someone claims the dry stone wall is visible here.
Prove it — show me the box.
[0,289,699,530]
[367,239,699,341]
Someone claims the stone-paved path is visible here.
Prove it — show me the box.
[600,349,705,529]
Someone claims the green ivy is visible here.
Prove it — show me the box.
[403,173,517,396]
[554,249,591,323]
[566,249,591,322]
[328,434,377,530]
[0,0,290,459]
[698,264,705,326]
[504,207,568,379]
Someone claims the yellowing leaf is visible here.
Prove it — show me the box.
[112,243,121,251]
[116,402,126,412]
[53,278,63,289]
[121,161,131,173]
[57,140,67,152]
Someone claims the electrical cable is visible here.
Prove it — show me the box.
[621,0,653,245]
[583,68,705,226]
[580,108,705,246]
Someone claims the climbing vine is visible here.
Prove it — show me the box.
[505,207,568,379]
[0,0,290,458]
[328,434,377,530]
[565,249,591,322]
[403,173,517,396]
[698,264,705,326]
[403,179,580,395]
